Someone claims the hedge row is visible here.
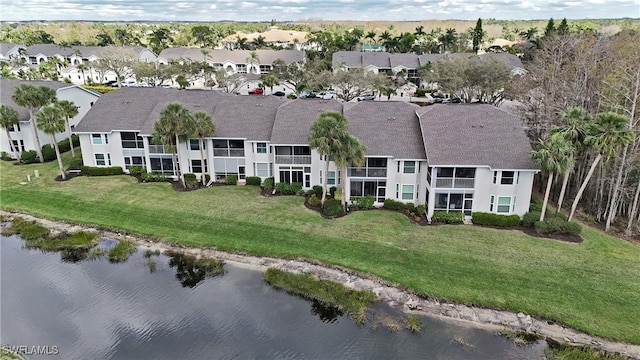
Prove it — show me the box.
[245,176,261,186]
[472,212,521,227]
[431,211,464,224]
[534,218,582,235]
[274,182,302,195]
[80,166,124,176]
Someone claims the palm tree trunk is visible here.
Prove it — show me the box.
[321,155,329,206]
[5,129,18,158]
[557,169,570,212]
[29,110,44,162]
[569,154,602,222]
[340,166,347,210]
[626,180,640,236]
[605,145,628,231]
[199,136,206,186]
[51,135,65,180]
[540,173,553,221]
[175,133,185,188]
[65,116,75,157]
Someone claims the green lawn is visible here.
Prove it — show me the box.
[1,155,639,344]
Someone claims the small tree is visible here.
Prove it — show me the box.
[55,100,79,157]
[192,111,215,186]
[11,84,57,162]
[36,106,66,179]
[334,133,366,209]
[152,103,194,187]
[0,105,20,157]
[472,18,485,53]
[308,111,348,205]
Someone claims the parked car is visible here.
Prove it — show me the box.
[357,94,376,101]
[442,97,462,104]
[300,91,318,99]
[248,88,264,95]
[318,91,336,100]
[272,91,286,97]
[102,80,118,87]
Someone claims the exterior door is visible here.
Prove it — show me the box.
[239,166,246,180]
[377,186,386,203]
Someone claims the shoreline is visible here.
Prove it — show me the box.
[3,210,639,359]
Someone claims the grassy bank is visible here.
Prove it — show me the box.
[1,157,639,343]
[264,268,377,323]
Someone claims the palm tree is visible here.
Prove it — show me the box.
[549,107,590,212]
[246,51,260,75]
[531,133,574,221]
[192,111,215,186]
[0,105,20,157]
[414,25,425,37]
[36,106,66,179]
[308,111,348,206]
[378,31,392,45]
[152,103,194,187]
[568,112,635,221]
[12,84,57,162]
[365,30,377,45]
[77,63,88,85]
[55,100,79,157]
[333,133,366,209]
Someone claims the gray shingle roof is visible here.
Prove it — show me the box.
[417,104,535,169]
[0,43,24,56]
[159,48,304,65]
[345,101,426,159]
[390,53,420,69]
[270,99,343,144]
[362,52,391,68]
[24,44,152,58]
[210,96,286,140]
[332,51,362,67]
[0,79,68,121]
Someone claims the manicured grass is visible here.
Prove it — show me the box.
[264,268,377,323]
[1,158,639,343]
[545,341,629,360]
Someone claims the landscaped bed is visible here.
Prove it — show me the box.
[1,156,639,345]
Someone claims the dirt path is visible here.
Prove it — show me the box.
[3,211,639,359]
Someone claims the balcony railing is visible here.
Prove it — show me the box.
[275,155,312,164]
[435,177,475,188]
[148,145,171,154]
[347,167,387,177]
[213,149,245,157]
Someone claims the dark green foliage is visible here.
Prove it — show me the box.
[312,185,323,196]
[416,205,426,216]
[41,144,56,161]
[308,194,321,207]
[80,166,124,176]
[225,175,238,185]
[275,182,302,195]
[128,165,145,176]
[323,199,343,216]
[57,135,79,153]
[263,177,274,190]
[351,195,375,210]
[523,211,569,228]
[383,199,416,212]
[1,217,50,241]
[472,212,521,227]
[431,211,464,224]
[183,173,198,187]
[108,240,137,263]
[415,89,429,97]
[329,186,337,197]
[245,176,261,186]
[530,195,543,212]
[20,150,38,164]
[68,155,83,170]
[535,218,582,236]
[264,268,377,323]
[140,172,168,182]
[1,151,12,160]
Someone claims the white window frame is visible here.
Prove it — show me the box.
[256,142,267,154]
[327,171,336,186]
[497,196,512,214]
[403,161,416,174]
[95,153,105,166]
[255,162,270,177]
[92,134,103,145]
[401,184,414,200]
[500,171,516,185]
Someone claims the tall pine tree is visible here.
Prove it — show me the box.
[472,18,484,53]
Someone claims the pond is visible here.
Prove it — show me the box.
[1,234,546,359]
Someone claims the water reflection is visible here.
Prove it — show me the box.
[59,247,91,263]
[166,251,225,288]
[310,300,344,323]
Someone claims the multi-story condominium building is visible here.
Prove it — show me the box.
[0,79,100,157]
[73,88,536,219]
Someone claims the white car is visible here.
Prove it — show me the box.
[318,91,336,100]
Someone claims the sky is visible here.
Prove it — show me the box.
[0,0,638,22]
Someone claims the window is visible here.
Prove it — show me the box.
[256,142,267,154]
[497,196,511,213]
[121,132,144,149]
[401,185,414,200]
[213,139,245,157]
[259,64,271,73]
[95,153,105,166]
[327,171,336,185]
[124,156,145,168]
[8,123,20,132]
[12,140,25,152]
[492,171,498,184]
[255,163,269,177]
[189,139,202,151]
[191,160,207,173]
[490,195,495,212]
[403,161,416,174]
[107,153,111,165]
[501,171,515,185]
[92,134,103,145]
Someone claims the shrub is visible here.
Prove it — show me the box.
[41,144,56,162]
[329,186,337,198]
[245,176,261,186]
[275,182,289,194]
[263,177,274,190]
[58,138,71,153]
[416,205,426,216]
[351,195,375,210]
[290,182,303,194]
[225,175,238,185]
[274,182,302,195]
[0,151,11,160]
[383,199,415,212]
[431,211,464,224]
[80,166,124,176]
[128,165,144,176]
[530,195,543,212]
[141,172,168,182]
[472,212,521,227]
[522,211,541,227]
[323,199,343,216]
[415,89,429,97]
[308,194,321,207]
[183,173,198,186]
[312,185,323,197]
[20,150,38,164]
[535,218,582,235]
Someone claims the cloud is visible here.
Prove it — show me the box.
[0,0,637,21]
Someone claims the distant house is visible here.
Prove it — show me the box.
[221,26,311,51]
[0,43,26,61]
[0,79,100,157]
[74,87,537,219]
